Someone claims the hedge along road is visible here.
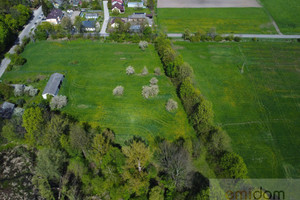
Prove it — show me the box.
[0,6,43,78]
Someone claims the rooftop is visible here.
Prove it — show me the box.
[42,73,64,96]
[0,102,15,119]
[46,9,64,19]
[82,20,96,28]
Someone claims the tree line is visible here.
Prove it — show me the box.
[154,34,248,183]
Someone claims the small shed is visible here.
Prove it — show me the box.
[0,102,15,119]
[42,73,64,99]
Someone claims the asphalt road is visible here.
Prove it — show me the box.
[100,1,109,36]
[167,33,300,39]
[0,6,43,78]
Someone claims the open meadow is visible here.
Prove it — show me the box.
[157,8,276,34]
[175,41,300,178]
[260,0,300,34]
[2,40,194,144]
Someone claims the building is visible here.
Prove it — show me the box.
[53,0,63,8]
[112,0,123,5]
[128,13,146,22]
[129,25,141,33]
[42,73,64,99]
[127,1,145,8]
[85,13,99,19]
[82,21,96,31]
[0,102,15,119]
[46,9,64,24]
[112,3,125,13]
[110,17,126,28]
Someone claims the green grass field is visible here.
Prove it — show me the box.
[260,0,300,34]
[175,41,300,178]
[157,8,276,34]
[2,40,194,144]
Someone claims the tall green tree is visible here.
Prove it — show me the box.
[22,106,44,146]
[219,152,248,179]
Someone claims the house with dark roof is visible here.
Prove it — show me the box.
[112,3,125,13]
[0,102,15,119]
[110,17,127,28]
[42,73,64,99]
[82,21,96,31]
[46,9,64,24]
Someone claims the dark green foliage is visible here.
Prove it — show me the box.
[16,98,26,107]
[41,0,53,17]
[234,36,241,42]
[9,53,27,65]
[0,83,13,100]
[218,152,248,179]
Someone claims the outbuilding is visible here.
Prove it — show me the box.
[42,73,64,99]
[0,102,15,119]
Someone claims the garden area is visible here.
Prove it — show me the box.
[2,40,194,144]
[175,41,300,178]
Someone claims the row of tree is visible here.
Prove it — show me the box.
[154,34,248,182]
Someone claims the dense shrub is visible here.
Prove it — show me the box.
[177,63,194,81]
[179,79,201,115]
[9,53,27,66]
[50,95,68,109]
[142,85,159,99]
[165,99,178,112]
[149,77,158,85]
[225,35,234,41]
[141,66,148,76]
[126,66,135,75]
[234,37,241,42]
[154,67,161,76]
[17,98,26,107]
[219,152,248,179]
[139,41,148,50]
[214,35,223,42]
[0,83,13,100]
[113,86,124,96]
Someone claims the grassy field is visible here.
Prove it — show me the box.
[2,40,194,144]
[260,0,300,34]
[175,41,300,178]
[157,8,276,34]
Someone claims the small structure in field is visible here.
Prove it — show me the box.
[0,102,15,119]
[42,73,64,99]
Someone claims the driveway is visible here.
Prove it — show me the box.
[100,1,109,36]
[0,6,42,78]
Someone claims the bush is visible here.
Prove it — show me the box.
[14,84,25,97]
[10,53,27,66]
[17,98,26,107]
[139,41,148,50]
[297,38,300,43]
[24,85,38,96]
[225,35,234,41]
[214,35,223,42]
[113,86,124,96]
[142,85,159,99]
[154,67,161,76]
[234,37,241,42]
[126,66,135,75]
[252,37,257,42]
[6,64,13,72]
[165,99,178,112]
[0,83,13,100]
[50,95,68,109]
[177,63,194,81]
[141,66,148,76]
[149,77,158,85]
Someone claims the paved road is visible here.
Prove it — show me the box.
[0,7,43,78]
[167,33,300,39]
[100,1,109,36]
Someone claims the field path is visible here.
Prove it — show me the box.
[167,33,300,38]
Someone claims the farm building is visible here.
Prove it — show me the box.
[0,102,15,119]
[82,21,96,31]
[42,73,64,99]
[46,9,64,24]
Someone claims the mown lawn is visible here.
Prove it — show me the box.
[2,40,194,144]
[260,0,300,34]
[175,41,300,178]
[157,8,276,34]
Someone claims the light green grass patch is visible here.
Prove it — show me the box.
[157,8,276,34]
[3,40,194,144]
[176,41,300,178]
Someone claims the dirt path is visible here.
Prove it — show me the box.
[158,0,261,8]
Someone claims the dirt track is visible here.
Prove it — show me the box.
[157,0,261,8]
